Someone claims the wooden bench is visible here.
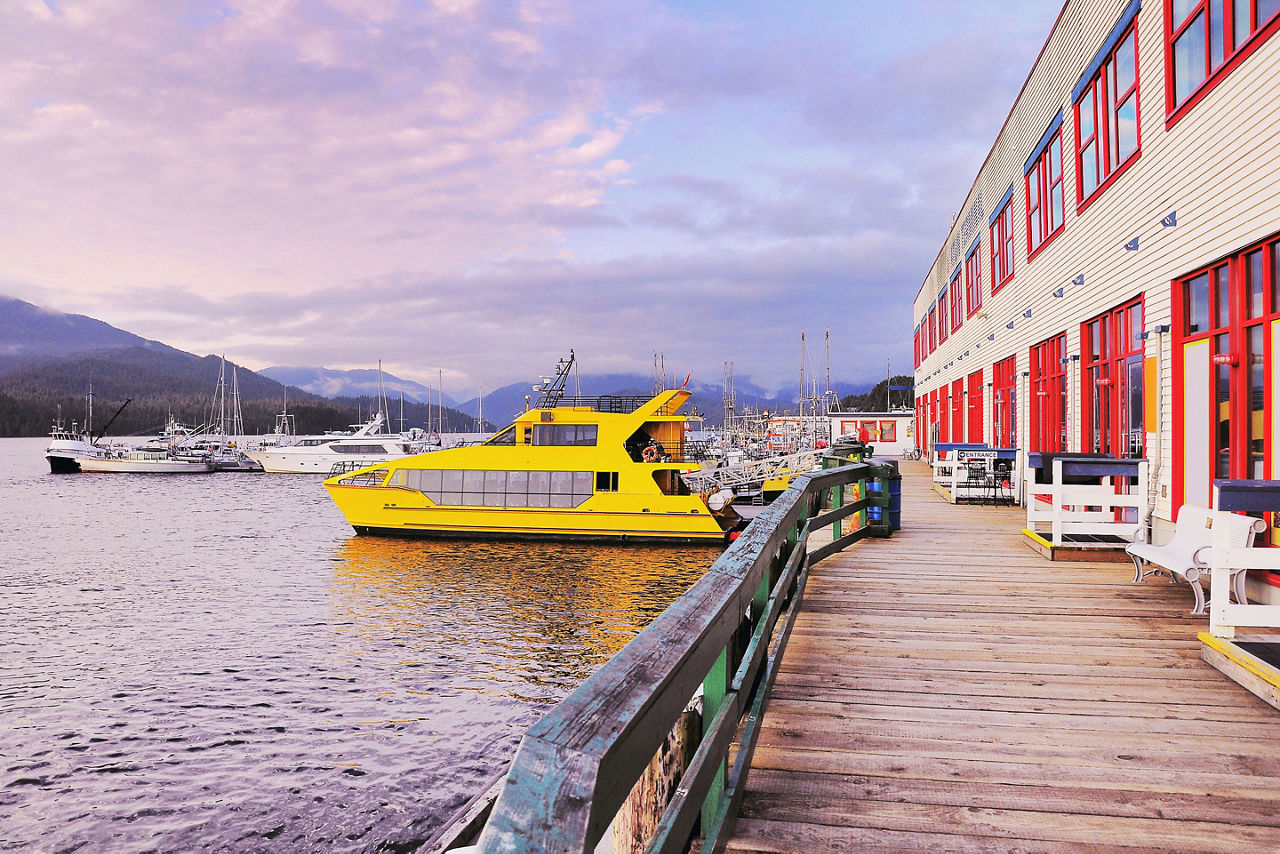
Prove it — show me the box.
[1127,505,1267,616]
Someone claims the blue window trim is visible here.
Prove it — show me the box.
[988,184,1015,227]
[1071,0,1141,105]
[951,263,962,282]
[1024,111,1064,176]
[965,233,981,260]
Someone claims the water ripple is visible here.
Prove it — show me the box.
[0,438,717,851]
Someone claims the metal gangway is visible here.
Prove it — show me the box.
[680,448,827,495]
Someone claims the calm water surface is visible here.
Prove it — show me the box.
[0,437,718,852]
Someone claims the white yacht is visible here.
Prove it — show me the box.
[244,413,435,474]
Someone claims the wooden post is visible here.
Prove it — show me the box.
[612,707,701,853]
[700,647,729,834]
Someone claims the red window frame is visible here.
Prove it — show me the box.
[951,379,965,442]
[938,387,949,443]
[1075,21,1141,211]
[1079,297,1145,458]
[938,286,950,344]
[1166,0,1280,127]
[1026,130,1064,260]
[965,244,983,317]
[1172,230,1279,507]
[950,271,963,331]
[1029,333,1068,452]
[990,197,1015,293]
[992,355,1017,448]
[928,305,937,353]
[966,369,984,443]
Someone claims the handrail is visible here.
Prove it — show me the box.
[465,456,900,853]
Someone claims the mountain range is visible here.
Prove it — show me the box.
[0,294,881,438]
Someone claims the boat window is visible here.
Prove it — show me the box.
[335,444,388,454]
[485,426,517,445]
[410,468,595,508]
[596,472,619,492]
[532,424,598,446]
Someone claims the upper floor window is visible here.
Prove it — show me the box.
[532,424,598,446]
[928,304,938,352]
[950,271,964,331]
[938,285,951,343]
[965,241,983,317]
[1075,5,1141,207]
[989,187,1015,293]
[1025,114,1065,258]
[1168,0,1280,121]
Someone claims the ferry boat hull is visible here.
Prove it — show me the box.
[329,474,730,543]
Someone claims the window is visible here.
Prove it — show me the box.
[878,421,898,442]
[950,271,964,331]
[596,471,619,492]
[1025,116,1065,258]
[992,355,1017,448]
[405,468,596,507]
[1030,334,1068,452]
[1074,6,1140,207]
[1080,298,1145,458]
[966,369,984,443]
[938,286,950,343]
[1168,1,1280,121]
[951,379,965,442]
[965,242,983,317]
[1175,232,1279,486]
[532,424,598,446]
[928,305,937,352]
[989,188,1015,293]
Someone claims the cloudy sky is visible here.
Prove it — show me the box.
[1,0,1063,396]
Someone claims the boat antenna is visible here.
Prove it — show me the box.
[533,350,573,408]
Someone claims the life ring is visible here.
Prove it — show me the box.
[642,446,659,462]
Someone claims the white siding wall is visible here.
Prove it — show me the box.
[913,0,1280,525]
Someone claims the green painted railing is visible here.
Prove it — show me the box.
[464,457,900,853]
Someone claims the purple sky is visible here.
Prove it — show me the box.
[1,0,1063,396]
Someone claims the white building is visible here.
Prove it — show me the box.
[913,0,1280,553]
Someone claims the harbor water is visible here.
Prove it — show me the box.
[0,437,719,852]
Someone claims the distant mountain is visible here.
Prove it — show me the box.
[259,365,457,406]
[0,295,186,371]
[452,373,872,428]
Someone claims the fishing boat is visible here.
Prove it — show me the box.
[323,353,740,543]
[45,414,108,473]
[44,392,131,474]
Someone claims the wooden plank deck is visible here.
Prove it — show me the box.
[727,459,1280,852]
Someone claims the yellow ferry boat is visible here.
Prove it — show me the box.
[323,354,740,543]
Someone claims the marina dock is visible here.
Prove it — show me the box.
[726,459,1280,851]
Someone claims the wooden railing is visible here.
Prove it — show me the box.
[457,456,900,853]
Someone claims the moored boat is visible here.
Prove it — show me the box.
[323,353,740,543]
[244,412,433,473]
[79,448,215,474]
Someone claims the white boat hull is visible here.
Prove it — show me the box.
[244,448,416,474]
[80,456,214,474]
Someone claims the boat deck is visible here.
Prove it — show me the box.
[728,459,1280,851]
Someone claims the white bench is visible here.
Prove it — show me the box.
[1127,505,1267,616]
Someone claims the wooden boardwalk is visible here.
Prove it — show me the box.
[727,460,1280,852]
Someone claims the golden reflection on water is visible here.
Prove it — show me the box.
[328,536,722,704]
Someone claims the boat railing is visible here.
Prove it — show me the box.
[454,454,901,853]
[546,394,656,414]
[328,462,388,483]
